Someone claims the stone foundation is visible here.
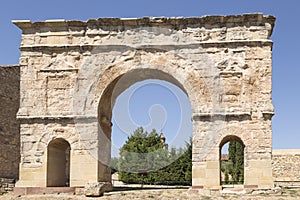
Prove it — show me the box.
[13,187,77,196]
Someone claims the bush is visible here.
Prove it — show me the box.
[118,127,192,186]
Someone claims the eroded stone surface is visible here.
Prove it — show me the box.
[84,182,112,197]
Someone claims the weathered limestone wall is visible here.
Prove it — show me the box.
[273,150,300,186]
[0,65,20,179]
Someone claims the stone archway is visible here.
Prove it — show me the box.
[96,67,197,181]
[14,14,276,191]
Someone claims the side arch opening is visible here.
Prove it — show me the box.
[220,135,245,188]
[47,138,71,187]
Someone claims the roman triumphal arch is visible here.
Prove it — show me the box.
[13,14,276,191]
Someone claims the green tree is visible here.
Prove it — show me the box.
[118,127,192,186]
[224,169,229,184]
[110,157,119,174]
[154,139,192,185]
[119,127,168,184]
[228,141,244,184]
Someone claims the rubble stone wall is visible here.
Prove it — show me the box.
[0,65,20,179]
[273,149,300,186]
[0,178,15,194]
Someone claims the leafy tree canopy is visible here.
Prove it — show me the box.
[115,127,192,185]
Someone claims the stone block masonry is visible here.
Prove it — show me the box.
[272,150,300,187]
[0,65,20,180]
[12,14,276,190]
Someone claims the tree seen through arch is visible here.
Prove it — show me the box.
[221,138,244,185]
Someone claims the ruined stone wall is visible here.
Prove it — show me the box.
[0,65,20,179]
[272,149,300,186]
[0,178,15,194]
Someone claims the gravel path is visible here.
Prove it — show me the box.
[1,188,300,200]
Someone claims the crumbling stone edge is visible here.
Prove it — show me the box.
[0,178,15,195]
[83,182,113,197]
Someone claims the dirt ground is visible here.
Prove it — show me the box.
[1,188,300,200]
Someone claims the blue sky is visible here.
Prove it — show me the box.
[111,80,192,157]
[1,0,300,152]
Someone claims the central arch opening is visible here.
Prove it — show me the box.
[98,69,193,186]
